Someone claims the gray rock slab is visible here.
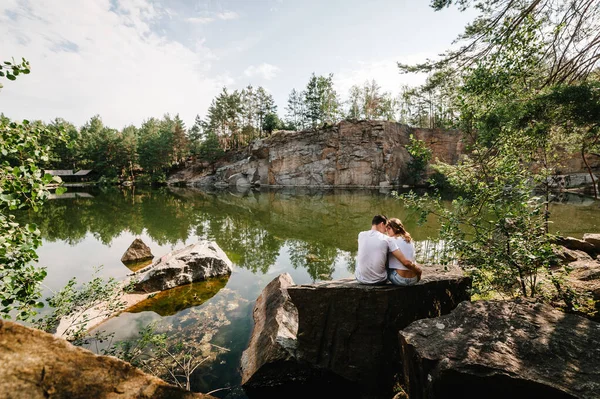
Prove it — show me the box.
[399,300,600,399]
[133,241,232,293]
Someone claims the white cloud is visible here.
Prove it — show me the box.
[186,10,239,24]
[333,54,434,98]
[0,0,223,128]
[186,16,214,24]
[216,11,239,20]
[244,63,281,80]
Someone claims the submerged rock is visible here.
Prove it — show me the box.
[121,238,154,264]
[0,320,213,399]
[126,275,229,316]
[241,266,471,398]
[133,241,232,293]
[399,300,600,399]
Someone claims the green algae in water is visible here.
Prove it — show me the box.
[126,275,229,316]
[122,258,153,272]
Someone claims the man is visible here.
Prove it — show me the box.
[355,215,421,285]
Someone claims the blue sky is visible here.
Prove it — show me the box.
[0,0,476,128]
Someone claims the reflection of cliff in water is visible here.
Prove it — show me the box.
[125,276,229,317]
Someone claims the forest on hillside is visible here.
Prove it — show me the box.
[1,72,455,183]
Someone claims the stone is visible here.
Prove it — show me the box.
[554,236,597,255]
[240,274,300,389]
[553,246,592,263]
[563,259,600,321]
[0,320,212,399]
[583,233,600,249]
[399,300,600,399]
[241,266,471,398]
[133,241,232,293]
[121,238,154,264]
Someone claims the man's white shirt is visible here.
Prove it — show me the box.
[355,230,399,284]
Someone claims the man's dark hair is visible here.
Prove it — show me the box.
[371,214,388,226]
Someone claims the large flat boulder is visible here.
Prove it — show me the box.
[399,300,600,399]
[0,320,213,399]
[241,266,471,398]
[133,241,232,293]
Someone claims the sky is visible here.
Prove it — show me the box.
[0,0,477,129]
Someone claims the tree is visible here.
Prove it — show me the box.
[198,131,224,163]
[397,3,600,314]
[403,0,600,87]
[303,73,341,128]
[262,113,281,135]
[285,88,306,130]
[0,59,65,319]
[187,115,205,156]
[256,87,277,137]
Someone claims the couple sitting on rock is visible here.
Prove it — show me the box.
[355,215,422,286]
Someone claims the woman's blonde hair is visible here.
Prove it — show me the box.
[387,218,412,243]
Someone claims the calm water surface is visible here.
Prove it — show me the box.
[19,186,600,398]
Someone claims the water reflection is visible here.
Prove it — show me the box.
[126,276,230,317]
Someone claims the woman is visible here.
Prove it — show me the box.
[386,218,421,286]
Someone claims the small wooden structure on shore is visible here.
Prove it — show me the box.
[44,169,96,182]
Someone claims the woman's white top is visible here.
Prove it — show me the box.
[388,236,416,270]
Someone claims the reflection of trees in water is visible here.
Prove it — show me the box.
[200,214,283,274]
[17,187,452,279]
[287,240,340,282]
[342,251,357,274]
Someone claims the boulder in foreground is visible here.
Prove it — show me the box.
[399,300,600,399]
[241,265,471,398]
[133,241,232,293]
[0,320,213,399]
[121,238,154,264]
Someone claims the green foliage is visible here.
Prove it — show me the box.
[35,267,129,343]
[402,147,558,298]
[0,116,65,320]
[198,131,224,163]
[262,112,281,134]
[346,80,397,121]
[405,135,433,184]
[0,57,30,89]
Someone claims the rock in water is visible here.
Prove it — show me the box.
[241,273,359,398]
[240,273,299,387]
[399,300,600,399]
[0,320,213,399]
[121,238,154,264]
[133,241,232,293]
[241,266,471,398]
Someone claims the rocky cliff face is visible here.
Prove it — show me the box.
[170,121,464,188]
[170,120,600,188]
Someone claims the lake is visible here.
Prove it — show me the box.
[18,186,600,398]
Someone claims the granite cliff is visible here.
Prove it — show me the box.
[169,120,464,188]
[170,120,600,189]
